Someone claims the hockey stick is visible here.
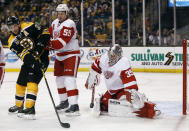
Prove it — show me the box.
[90,86,95,108]
[41,68,70,128]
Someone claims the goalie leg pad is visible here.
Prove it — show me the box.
[92,97,101,117]
[108,99,134,117]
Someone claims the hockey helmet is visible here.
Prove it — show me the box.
[108,44,123,66]
[56,4,69,13]
[7,16,20,26]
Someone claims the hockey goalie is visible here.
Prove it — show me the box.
[85,44,160,118]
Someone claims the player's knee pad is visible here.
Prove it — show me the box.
[56,76,65,88]
[16,84,26,96]
[25,82,38,108]
[16,84,26,107]
[27,82,38,95]
[63,76,76,90]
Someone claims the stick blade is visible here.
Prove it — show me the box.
[61,122,70,128]
[90,103,94,108]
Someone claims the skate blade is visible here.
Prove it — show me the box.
[18,114,36,120]
[17,113,24,118]
[57,107,69,113]
[65,111,80,116]
[8,111,18,115]
[22,114,36,120]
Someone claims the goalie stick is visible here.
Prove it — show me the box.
[90,86,95,108]
[41,68,70,128]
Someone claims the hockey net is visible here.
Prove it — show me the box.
[183,40,189,115]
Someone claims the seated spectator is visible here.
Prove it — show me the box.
[0,23,9,47]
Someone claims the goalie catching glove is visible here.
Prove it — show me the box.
[85,68,100,89]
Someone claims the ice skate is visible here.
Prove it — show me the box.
[17,106,36,120]
[65,104,80,116]
[8,105,23,114]
[56,99,69,112]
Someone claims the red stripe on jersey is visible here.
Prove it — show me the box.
[125,84,138,90]
[109,88,123,94]
[58,88,67,94]
[91,58,102,73]
[60,26,75,43]
[91,64,102,74]
[120,68,137,84]
[0,63,5,66]
[67,89,78,97]
[57,50,80,56]
[0,67,4,85]
[50,40,64,50]
[49,26,53,37]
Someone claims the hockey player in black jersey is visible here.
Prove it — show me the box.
[7,16,50,119]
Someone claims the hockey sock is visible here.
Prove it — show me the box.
[25,82,38,108]
[15,84,26,107]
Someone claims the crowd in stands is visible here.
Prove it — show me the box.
[0,0,182,47]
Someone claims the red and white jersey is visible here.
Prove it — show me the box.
[49,18,80,61]
[0,41,5,67]
[92,53,138,94]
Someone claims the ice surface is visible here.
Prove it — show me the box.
[0,72,189,131]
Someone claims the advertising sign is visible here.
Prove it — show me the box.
[169,0,189,7]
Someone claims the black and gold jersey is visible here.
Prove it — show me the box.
[8,22,50,61]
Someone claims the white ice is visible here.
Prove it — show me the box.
[0,72,189,131]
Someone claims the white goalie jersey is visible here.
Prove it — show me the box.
[91,52,138,94]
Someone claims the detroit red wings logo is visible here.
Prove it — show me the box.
[53,31,60,39]
[104,71,114,79]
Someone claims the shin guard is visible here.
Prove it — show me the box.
[25,82,38,108]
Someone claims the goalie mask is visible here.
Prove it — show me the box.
[108,44,123,66]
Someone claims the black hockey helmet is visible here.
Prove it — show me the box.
[108,44,123,66]
[7,16,20,26]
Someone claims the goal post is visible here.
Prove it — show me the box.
[183,39,187,115]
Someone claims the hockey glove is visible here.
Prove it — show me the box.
[129,89,147,109]
[85,68,100,89]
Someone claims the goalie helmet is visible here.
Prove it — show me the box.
[108,44,123,66]
[7,16,20,26]
[56,4,69,14]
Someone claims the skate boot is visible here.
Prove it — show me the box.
[65,104,80,116]
[17,106,36,120]
[8,105,23,114]
[56,100,69,111]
